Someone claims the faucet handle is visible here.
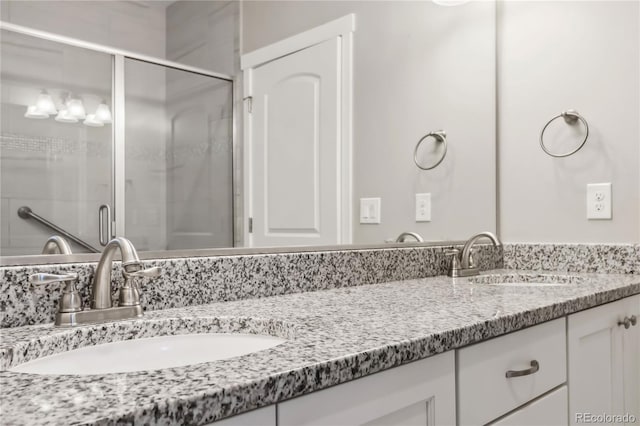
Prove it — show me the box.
[30,272,78,285]
[445,249,462,277]
[123,266,161,279]
[29,272,82,313]
[119,267,161,306]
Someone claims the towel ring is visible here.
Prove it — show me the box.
[540,110,589,158]
[414,130,447,170]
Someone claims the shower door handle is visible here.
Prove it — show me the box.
[98,204,113,246]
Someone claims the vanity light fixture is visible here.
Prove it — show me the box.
[24,105,49,119]
[35,90,58,115]
[94,101,112,123]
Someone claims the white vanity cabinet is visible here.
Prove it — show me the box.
[568,294,640,426]
[208,294,640,426]
[277,351,455,426]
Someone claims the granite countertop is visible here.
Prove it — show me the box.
[1,269,639,425]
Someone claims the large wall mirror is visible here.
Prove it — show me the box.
[0,0,497,260]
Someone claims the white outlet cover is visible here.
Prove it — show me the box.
[360,198,381,224]
[586,183,612,220]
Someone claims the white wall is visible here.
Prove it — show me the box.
[242,1,497,243]
[498,0,640,243]
[166,0,239,75]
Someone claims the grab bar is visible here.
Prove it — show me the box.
[17,206,100,253]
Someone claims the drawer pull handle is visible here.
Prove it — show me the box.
[631,315,637,326]
[506,360,539,378]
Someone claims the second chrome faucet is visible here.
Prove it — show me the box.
[30,237,160,327]
[447,231,502,278]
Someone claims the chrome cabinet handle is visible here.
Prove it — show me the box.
[619,317,632,329]
[506,360,539,378]
[630,315,637,326]
[98,204,113,247]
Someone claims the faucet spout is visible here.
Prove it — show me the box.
[41,235,73,255]
[91,237,141,309]
[395,232,424,243]
[460,231,501,269]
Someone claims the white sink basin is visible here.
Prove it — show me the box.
[9,333,285,375]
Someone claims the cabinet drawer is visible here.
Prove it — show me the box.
[491,386,567,426]
[458,318,567,425]
[278,351,455,426]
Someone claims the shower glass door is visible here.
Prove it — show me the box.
[123,58,233,251]
[0,29,113,255]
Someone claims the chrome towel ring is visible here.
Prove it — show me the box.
[539,110,589,158]
[414,130,447,170]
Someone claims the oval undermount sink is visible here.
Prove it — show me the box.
[9,333,285,375]
[469,273,584,287]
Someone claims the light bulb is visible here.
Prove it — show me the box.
[66,98,86,119]
[24,105,49,119]
[83,114,104,127]
[94,102,112,123]
[36,90,58,115]
[55,108,78,123]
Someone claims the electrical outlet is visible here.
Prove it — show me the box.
[360,198,381,224]
[587,183,612,220]
[415,193,431,222]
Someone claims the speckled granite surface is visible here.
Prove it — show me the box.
[1,269,639,425]
[503,243,640,273]
[0,244,502,328]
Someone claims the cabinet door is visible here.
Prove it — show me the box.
[622,295,640,421]
[277,351,455,426]
[568,298,627,425]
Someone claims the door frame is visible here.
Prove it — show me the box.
[241,14,355,247]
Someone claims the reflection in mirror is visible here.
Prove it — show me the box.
[124,58,233,252]
[0,0,497,259]
[0,29,113,256]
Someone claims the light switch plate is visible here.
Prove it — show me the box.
[415,193,431,222]
[360,198,381,224]
[586,183,612,220]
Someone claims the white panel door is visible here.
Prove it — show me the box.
[248,37,341,247]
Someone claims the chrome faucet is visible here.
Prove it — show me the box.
[91,237,143,309]
[41,235,73,255]
[447,231,502,277]
[395,232,424,243]
[30,237,160,327]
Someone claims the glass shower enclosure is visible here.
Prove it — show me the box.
[0,23,234,256]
